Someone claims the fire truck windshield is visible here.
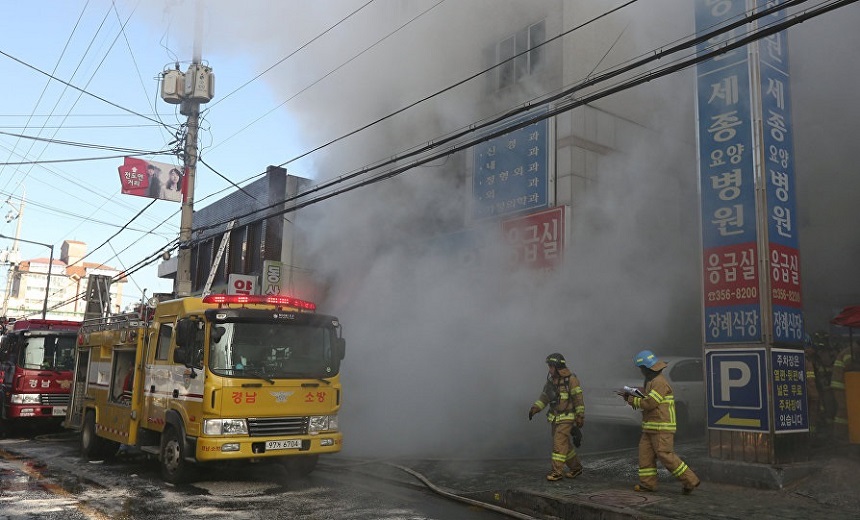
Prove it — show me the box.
[208,322,339,379]
[19,334,76,370]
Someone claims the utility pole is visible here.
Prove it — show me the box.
[1,190,24,316]
[176,95,199,297]
[160,2,213,297]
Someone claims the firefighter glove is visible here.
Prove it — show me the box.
[575,415,584,428]
[529,407,538,420]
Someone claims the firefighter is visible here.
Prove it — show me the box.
[814,330,838,428]
[621,350,700,494]
[528,353,585,481]
[804,334,822,437]
[831,343,857,442]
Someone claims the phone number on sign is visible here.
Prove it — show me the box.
[772,288,801,303]
[707,287,758,302]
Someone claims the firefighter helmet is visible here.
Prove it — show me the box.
[634,350,659,368]
[546,353,566,368]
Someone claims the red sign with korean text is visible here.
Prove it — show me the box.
[501,206,566,270]
[769,243,802,309]
[703,242,760,307]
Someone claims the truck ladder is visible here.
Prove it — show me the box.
[80,312,145,334]
[202,219,235,297]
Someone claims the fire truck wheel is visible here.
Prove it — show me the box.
[161,427,190,484]
[279,454,318,477]
[81,411,107,460]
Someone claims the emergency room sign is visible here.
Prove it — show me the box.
[501,206,567,270]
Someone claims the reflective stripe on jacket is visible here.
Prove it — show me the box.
[831,348,854,391]
[532,367,585,423]
[630,373,676,433]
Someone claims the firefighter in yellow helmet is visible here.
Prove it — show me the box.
[621,350,700,494]
[528,353,585,481]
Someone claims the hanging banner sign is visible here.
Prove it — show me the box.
[117,157,187,202]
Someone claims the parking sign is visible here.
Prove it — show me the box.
[706,349,769,432]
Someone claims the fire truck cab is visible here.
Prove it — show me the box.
[0,319,80,432]
[66,294,345,483]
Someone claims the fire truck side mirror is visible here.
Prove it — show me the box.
[173,346,188,365]
[175,319,198,347]
[212,326,226,343]
[335,338,345,360]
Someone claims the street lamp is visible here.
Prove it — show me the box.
[0,233,53,319]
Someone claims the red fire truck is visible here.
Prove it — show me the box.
[0,319,81,433]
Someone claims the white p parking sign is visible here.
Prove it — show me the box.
[706,349,769,432]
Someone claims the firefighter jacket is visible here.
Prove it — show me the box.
[805,351,820,403]
[831,347,855,392]
[627,372,676,433]
[532,367,585,423]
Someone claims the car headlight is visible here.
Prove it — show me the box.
[10,394,40,404]
[203,418,248,435]
[308,415,338,433]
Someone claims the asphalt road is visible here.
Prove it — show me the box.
[0,431,514,520]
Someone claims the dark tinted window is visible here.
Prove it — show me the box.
[669,359,703,382]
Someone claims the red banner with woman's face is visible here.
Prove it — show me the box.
[117,157,186,202]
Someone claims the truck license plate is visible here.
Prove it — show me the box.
[266,440,301,450]
[52,407,67,416]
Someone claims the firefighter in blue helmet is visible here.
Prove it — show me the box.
[529,353,586,481]
[620,350,700,494]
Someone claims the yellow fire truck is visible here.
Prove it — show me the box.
[65,294,345,483]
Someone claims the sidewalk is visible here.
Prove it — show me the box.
[331,444,860,519]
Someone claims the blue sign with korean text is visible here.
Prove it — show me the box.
[757,1,804,344]
[472,109,549,220]
[706,349,769,432]
[771,348,808,433]
[696,0,761,344]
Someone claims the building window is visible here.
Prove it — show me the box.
[155,323,173,360]
[498,20,546,90]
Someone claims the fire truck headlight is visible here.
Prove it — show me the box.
[10,394,40,404]
[308,415,338,433]
[203,418,248,436]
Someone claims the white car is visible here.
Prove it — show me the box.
[585,356,705,436]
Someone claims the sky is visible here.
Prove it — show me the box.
[0,0,354,305]
[2,1,859,459]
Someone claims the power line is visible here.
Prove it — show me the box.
[207,0,446,153]
[188,0,637,208]
[208,0,377,110]
[189,0,850,239]
[0,0,90,182]
[0,49,179,129]
[0,150,175,166]
[0,129,173,155]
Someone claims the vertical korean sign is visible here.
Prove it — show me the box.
[757,2,803,344]
[472,109,549,221]
[695,0,761,344]
[262,260,282,295]
[771,348,808,432]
